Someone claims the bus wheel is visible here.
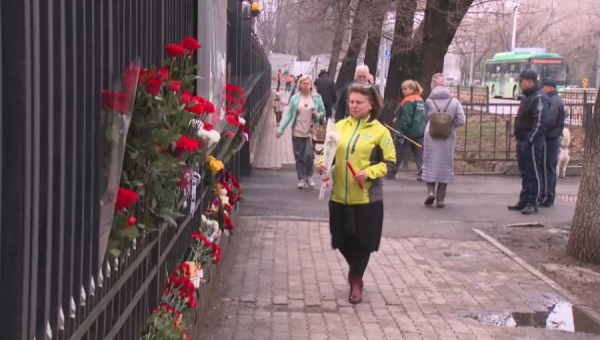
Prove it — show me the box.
[512,87,519,100]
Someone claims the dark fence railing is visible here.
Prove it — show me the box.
[227,0,272,175]
[443,87,594,172]
[0,1,197,339]
[1,0,271,339]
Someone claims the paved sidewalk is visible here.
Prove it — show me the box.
[204,217,598,340]
[253,92,296,169]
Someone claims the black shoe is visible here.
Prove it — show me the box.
[521,205,538,215]
[424,183,436,206]
[539,202,553,208]
[507,202,527,211]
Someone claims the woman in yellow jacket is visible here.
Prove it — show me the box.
[317,84,396,304]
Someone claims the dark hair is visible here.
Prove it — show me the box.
[348,84,384,120]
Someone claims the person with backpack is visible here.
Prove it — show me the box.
[389,80,426,181]
[421,73,466,208]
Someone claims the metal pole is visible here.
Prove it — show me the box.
[511,4,519,51]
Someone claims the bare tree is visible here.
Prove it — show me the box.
[567,87,600,264]
[382,0,419,123]
[335,0,369,91]
[328,0,353,78]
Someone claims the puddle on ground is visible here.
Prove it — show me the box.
[443,250,470,258]
[466,302,600,335]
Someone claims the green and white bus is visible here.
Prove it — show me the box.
[484,51,566,99]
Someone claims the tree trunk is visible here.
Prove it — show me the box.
[567,88,600,264]
[363,8,387,78]
[406,0,475,98]
[328,0,352,79]
[382,0,418,124]
[414,0,450,97]
[335,0,368,92]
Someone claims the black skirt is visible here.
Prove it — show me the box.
[329,201,384,252]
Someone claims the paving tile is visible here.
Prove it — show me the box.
[204,218,590,340]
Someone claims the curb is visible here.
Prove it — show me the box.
[241,215,329,222]
[473,228,600,324]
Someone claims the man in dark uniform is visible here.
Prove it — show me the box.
[313,69,337,120]
[539,77,565,207]
[508,69,549,215]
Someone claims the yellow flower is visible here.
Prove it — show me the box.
[209,160,223,172]
[206,155,224,172]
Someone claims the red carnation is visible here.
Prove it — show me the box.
[226,94,237,103]
[225,114,240,127]
[181,36,202,53]
[102,91,131,114]
[189,296,198,308]
[122,68,138,94]
[242,125,249,133]
[181,90,192,104]
[202,122,214,131]
[115,188,138,212]
[226,131,235,139]
[146,76,162,96]
[226,84,245,95]
[204,101,215,113]
[175,135,199,154]
[157,67,169,82]
[138,69,149,84]
[185,103,205,115]
[169,80,181,92]
[165,44,186,57]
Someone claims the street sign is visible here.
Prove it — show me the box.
[385,50,392,60]
[583,77,588,88]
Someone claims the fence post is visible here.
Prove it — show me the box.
[470,85,474,104]
[585,102,593,140]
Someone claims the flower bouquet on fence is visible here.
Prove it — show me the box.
[101,36,222,260]
[319,119,341,200]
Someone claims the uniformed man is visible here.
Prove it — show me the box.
[508,69,549,215]
[539,77,565,207]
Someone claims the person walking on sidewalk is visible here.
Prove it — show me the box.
[317,84,396,304]
[539,77,565,207]
[389,80,426,181]
[277,75,326,189]
[314,69,337,120]
[335,65,370,122]
[285,74,293,92]
[272,90,283,125]
[508,69,550,215]
[276,69,282,92]
[422,74,465,208]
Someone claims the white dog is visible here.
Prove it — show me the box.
[557,128,570,178]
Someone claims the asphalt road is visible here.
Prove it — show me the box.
[240,169,580,241]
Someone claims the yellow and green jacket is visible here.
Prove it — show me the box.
[317,115,396,205]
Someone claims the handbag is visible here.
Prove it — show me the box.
[311,116,326,144]
[428,98,455,139]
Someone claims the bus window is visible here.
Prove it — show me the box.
[530,64,567,85]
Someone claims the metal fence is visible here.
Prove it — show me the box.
[449,87,594,172]
[228,0,271,175]
[0,0,271,339]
